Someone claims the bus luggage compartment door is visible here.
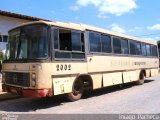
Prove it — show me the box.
[52,77,73,95]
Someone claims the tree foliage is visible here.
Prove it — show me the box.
[0,50,5,61]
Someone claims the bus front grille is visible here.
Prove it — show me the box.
[5,72,30,87]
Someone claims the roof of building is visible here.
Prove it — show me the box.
[0,10,51,21]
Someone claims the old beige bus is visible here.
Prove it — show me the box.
[2,21,159,101]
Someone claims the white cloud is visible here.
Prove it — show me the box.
[71,0,101,11]
[97,13,108,19]
[148,24,160,30]
[70,6,79,11]
[72,0,137,16]
[134,27,141,30]
[99,0,137,16]
[76,0,101,7]
[128,26,142,32]
[110,24,126,33]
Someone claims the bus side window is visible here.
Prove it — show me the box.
[53,28,85,59]
[53,29,59,49]
[121,39,129,54]
[113,37,121,54]
[135,42,141,55]
[101,34,112,53]
[89,32,101,53]
[151,45,158,57]
[59,29,72,51]
[81,33,85,52]
[146,44,151,56]
[72,31,81,51]
[0,35,2,42]
[129,40,136,55]
[141,43,147,56]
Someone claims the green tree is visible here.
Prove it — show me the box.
[0,50,5,61]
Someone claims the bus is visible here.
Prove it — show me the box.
[2,21,159,101]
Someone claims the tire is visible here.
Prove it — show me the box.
[67,79,84,102]
[136,71,145,85]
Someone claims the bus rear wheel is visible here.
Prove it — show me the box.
[136,71,145,85]
[67,79,84,102]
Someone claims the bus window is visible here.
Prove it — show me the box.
[141,43,147,56]
[0,35,2,42]
[9,32,20,59]
[136,42,141,55]
[17,34,27,59]
[81,33,85,52]
[54,28,85,59]
[53,29,59,49]
[121,39,129,54]
[151,45,158,57]
[130,41,142,55]
[27,26,48,59]
[59,29,72,51]
[146,44,151,56]
[101,34,112,53]
[55,51,71,59]
[3,35,8,42]
[130,40,136,55]
[89,32,101,53]
[113,37,121,54]
[72,31,81,51]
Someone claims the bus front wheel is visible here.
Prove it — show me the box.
[67,79,84,102]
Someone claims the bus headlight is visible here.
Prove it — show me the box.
[31,73,36,87]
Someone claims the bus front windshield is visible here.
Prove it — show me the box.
[6,24,48,60]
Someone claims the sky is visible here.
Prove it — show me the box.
[1,0,160,41]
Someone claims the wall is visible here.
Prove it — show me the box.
[0,15,30,35]
[0,15,30,52]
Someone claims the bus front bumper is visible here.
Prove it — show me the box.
[2,84,52,98]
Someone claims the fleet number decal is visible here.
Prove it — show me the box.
[56,64,71,71]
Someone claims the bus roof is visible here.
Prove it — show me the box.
[10,20,157,45]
